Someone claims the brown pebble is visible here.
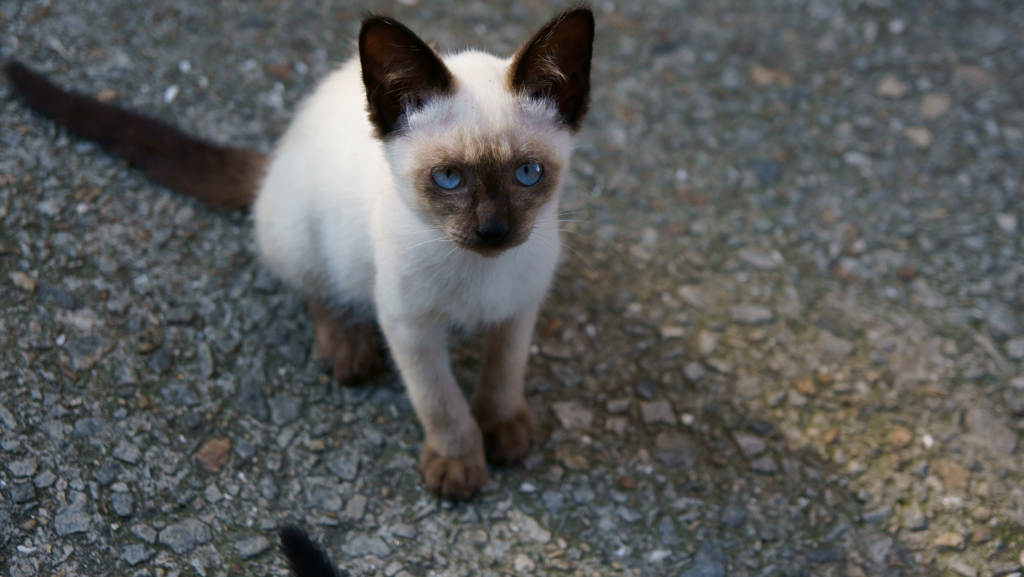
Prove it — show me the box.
[819,428,839,445]
[617,477,636,490]
[794,377,817,396]
[896,264,919,282]
[9,272,37,293]
[970,527,994,544]
[96,88,118,103]
[932,459,970,492]
[196,437,232,472]
[888,426,913,449]
[933,532,964,549]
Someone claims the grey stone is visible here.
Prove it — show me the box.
[114,365,140,386]
[111,492,134,517]
[680,540,725,577]
[903,505,928,531]
[654,432,699,469]
[164,306,195,325]
[8,457,38,477]
[63,336,114,370]
[1006,338,1024,360]
[158,519,211,554]
[305,478,343,511]
[551,401,593,429]
[343,494,368,521]
[10,482,35,503]
[551,365,581,388]
[259,475,280,500]
[738,248,781,270]
[54,491,91,536]
[37,285,81,309]
[235,381,269,422]
[34,471,56,489]
[749,456,778,474]
[697,330,719,357]
[326,449,361,481]
[804,546,844,563]
[572,485,595,504]
[733,433,766,459]
[73,418,109,438]
[657,515,679,546]
[7,558,38,577]
[235,438,256,461]
[606,398,631,414]
[965,407,1019,455]
[94,460,122,486]
[121,544,154,566]
[0,403,18,430]
[146,348,172,374]
[640,401,676,425]
[113,441,142,464]
[160,383,199,406]
[818,330,854,362]
[750,159,782,187]
[132,524,158,544]
[863,506,893,524]
[729,305,774,325]
[234,536,272,559]
[196,342,216,378]
[269,394,302,426]
[721,502,747,528]
[342,535,391,557]
[635,381,655,400]
[683,362,706,382]
[541,490,563,513]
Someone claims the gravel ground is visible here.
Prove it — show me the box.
[2,1,1024,576]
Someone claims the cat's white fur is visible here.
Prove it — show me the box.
[253,48,578,491]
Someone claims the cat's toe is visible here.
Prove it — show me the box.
[478,407,534,466]
[419,446,489,501]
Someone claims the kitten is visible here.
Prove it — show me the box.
[4,7,594,500]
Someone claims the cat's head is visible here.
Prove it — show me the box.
[358,8,594,257]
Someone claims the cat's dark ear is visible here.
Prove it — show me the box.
[359,16,454,138]
[509,7,594,131]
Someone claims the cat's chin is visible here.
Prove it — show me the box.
[451,235,528,258]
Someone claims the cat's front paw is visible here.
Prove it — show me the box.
[419,446,489,501]
[478,407,534,466]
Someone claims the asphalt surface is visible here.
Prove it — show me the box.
[1,1,1023,576]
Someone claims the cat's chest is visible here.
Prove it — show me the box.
[375,230,559,327]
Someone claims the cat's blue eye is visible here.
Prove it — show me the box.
[515,163,542,186]
[432,167,462,190]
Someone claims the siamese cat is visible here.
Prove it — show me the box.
[5,7,594,500]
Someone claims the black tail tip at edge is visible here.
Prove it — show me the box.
[278,525,346,577]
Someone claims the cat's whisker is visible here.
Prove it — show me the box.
[375,236,452,265]
[373,227,445,242]
[559,241,597,273]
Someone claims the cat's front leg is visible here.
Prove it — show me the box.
[379,316,489,500]
[472,305,540,466]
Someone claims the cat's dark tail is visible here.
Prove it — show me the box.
[3,60,265,211]
[278,526,347,577]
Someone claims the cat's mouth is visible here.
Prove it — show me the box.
[449,229,529,257]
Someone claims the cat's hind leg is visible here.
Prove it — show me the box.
[308,299,385,384]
